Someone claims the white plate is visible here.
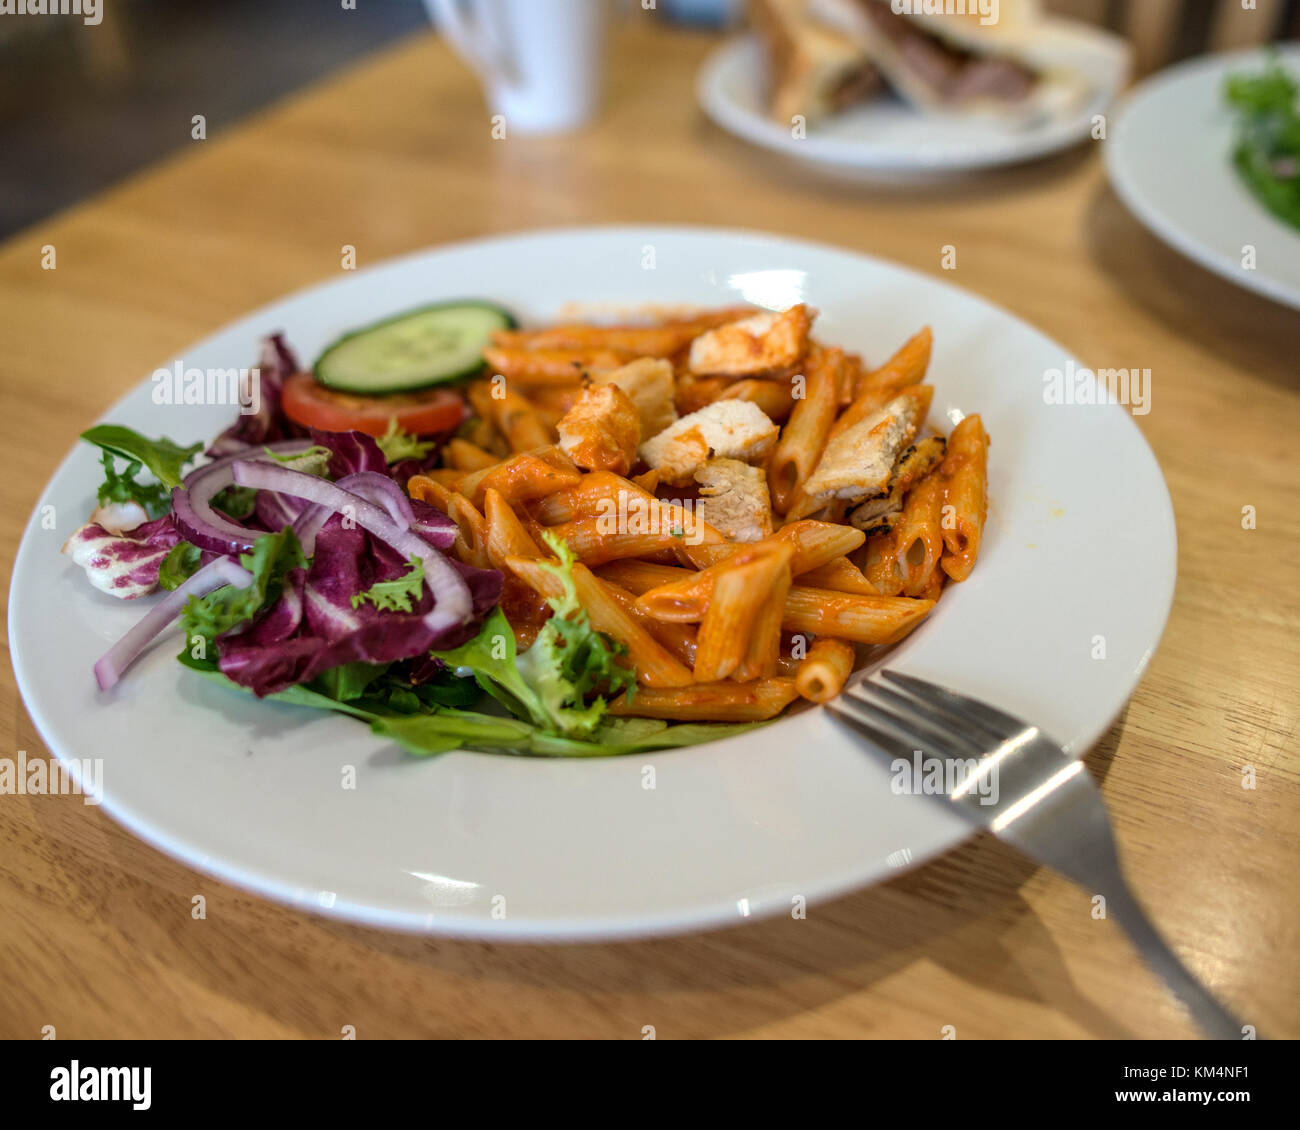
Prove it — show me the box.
[10,226,1176,941]
[1106,44,1300,311]
[697,22,1130,178]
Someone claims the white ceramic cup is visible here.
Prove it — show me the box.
[424,0,609,134]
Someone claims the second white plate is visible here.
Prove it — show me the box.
[1106,44,1300,311]
[697,21,1130,178]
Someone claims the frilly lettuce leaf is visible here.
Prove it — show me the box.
[179,527,306,653]
[429,534,634,740]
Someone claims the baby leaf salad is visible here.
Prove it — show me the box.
[64,331,751,757]
[1225,58,1300,232]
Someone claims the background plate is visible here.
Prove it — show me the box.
[697,23,1130,178]
[1106,43,1300,311]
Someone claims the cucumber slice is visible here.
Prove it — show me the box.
[314,301,516,393]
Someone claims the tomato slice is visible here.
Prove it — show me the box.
[281,372,466,437]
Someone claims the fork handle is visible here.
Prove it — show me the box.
[1103,878,1247,1040]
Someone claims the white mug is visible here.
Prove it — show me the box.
[424,0,609,134]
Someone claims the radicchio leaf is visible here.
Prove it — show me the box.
[205,333,310,457]
[61,514,184,600]
[216,513,500,696]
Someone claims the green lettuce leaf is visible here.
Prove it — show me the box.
[157,541,202,591]
[267,444,334,477]
[179,528,306,653]
[210,484,258,520]
[81,424,202,489]
[429,536,635,741]
[351,556,424,613]
[375,419,436,464]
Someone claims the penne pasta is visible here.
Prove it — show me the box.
[674,374,734,415]
[482,488,543,570]
[489,306,754,355]
[541,517,702,566]
[840,352,867,404]
[893,471,947,597]
[483,346,633,385]
[693,543,794,681]
[794,638,857,703]
[938,413,989,582]
[408,473,455,511]
[418,468,465,489]
[407,308,990,733]
[636,566,934,644]
[607,678,801,722]
[532,469,644,525]
[829,326,932,440]
[768,345,841,514]
[603,581,699,668]
[796,555,879,595]
[491,386,552,452]
[780,586,934,645]
[526,383,585,433]
[718,377,797,423]
[861,529,906,597]
[594,559,691,594]
[733,545,794,681]
[443,491,490,569]
[681,520,864,578]
[505,554,693,687]
[445,438,501,473]
[456,448,582,508]
[490,323,697,358]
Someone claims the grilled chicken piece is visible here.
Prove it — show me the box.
[639,400,780,486]
[801,386,932,505]
[556,384,641,475]
[848,433,947,532]
[589,357,678,439]
[687,304,813,377]
[694,459,775,543]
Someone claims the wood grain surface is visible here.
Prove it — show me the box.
[1,21,1296,1039]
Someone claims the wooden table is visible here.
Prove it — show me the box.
[2,22,1296,1040]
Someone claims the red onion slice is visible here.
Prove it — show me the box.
[94,557,254,691]
[291,473,412,556]
[335,472,416,526]
[231,461,472,634]
[173,440,315,555]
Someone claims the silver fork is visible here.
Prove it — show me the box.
[827,669,1248,1040]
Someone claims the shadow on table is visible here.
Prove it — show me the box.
[1082,184,1300,394]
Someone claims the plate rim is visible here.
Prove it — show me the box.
[8,222,1179,940]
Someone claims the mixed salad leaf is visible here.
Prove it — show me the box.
[1226,58,1300,231]
[375,419,437,465]
[64,331,753,758]
[82,425,204,518]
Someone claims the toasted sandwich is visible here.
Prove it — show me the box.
[811,0,1089,122]
[748,0,883,125]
